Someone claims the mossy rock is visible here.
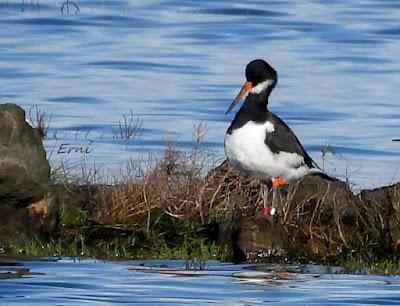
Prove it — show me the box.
[0,103,50,207]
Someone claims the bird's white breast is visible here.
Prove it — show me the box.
[224,120,310,181]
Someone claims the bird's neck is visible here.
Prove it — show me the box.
[227,91,271,133]
[243,90,270,112]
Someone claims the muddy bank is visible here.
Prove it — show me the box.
[194,161,400,262]
[1,103,400,263]
[2,159,400,263]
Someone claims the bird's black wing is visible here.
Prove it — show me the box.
[265,112,319,169]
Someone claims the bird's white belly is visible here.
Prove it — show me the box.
[224,121,309,181]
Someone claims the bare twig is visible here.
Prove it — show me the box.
[28,105,53,139]
[111,109,143,140]
[61,0,80,14]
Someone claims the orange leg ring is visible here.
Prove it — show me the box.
[272,177,285,188]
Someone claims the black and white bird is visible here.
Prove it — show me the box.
[224,59,330,214]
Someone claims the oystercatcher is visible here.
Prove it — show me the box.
[224,59,329,215]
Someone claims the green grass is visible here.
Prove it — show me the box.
[7,234,226,261]
[338,257,400,275]
[7,210,228,261]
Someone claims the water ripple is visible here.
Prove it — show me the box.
[48,96,109,105]
[1,259,400,305]
[4,17,101,27]
[193,7,289,17]
[87,60,207,75]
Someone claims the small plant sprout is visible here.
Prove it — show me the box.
[28,105,52,139]
[111,109,143,140]
[61,0,80,14]
[320,142,335,171]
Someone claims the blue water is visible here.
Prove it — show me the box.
[1,1,400,301]
[0,1,399,189]
[1,258,400,305]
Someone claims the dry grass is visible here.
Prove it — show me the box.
[53,142,396,261]
[47,122,400,262]
[28,105,52,139]
[111,109,143,140]
[90,138,349,238]
[92,144,263,230]
[93,123,217,227]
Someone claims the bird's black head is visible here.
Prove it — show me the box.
[225,59,278,115]
[245,59,277,86]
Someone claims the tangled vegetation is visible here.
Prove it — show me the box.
[4,109,400,275]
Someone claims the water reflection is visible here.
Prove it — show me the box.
[1,258,400,305]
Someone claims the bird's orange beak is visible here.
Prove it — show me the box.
[225,81,253,115]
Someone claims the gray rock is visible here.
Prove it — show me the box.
[0,205,34,246]
[0,103,50,207]
[236,217,287,260]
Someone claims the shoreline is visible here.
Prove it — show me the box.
[1,103,400,274]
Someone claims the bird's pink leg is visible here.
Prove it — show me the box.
[260,177,285,216]
[270,177,285,215]
[261,183,270,216]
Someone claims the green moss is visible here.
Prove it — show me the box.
[6,214,228,261]
[60,205,90,229]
